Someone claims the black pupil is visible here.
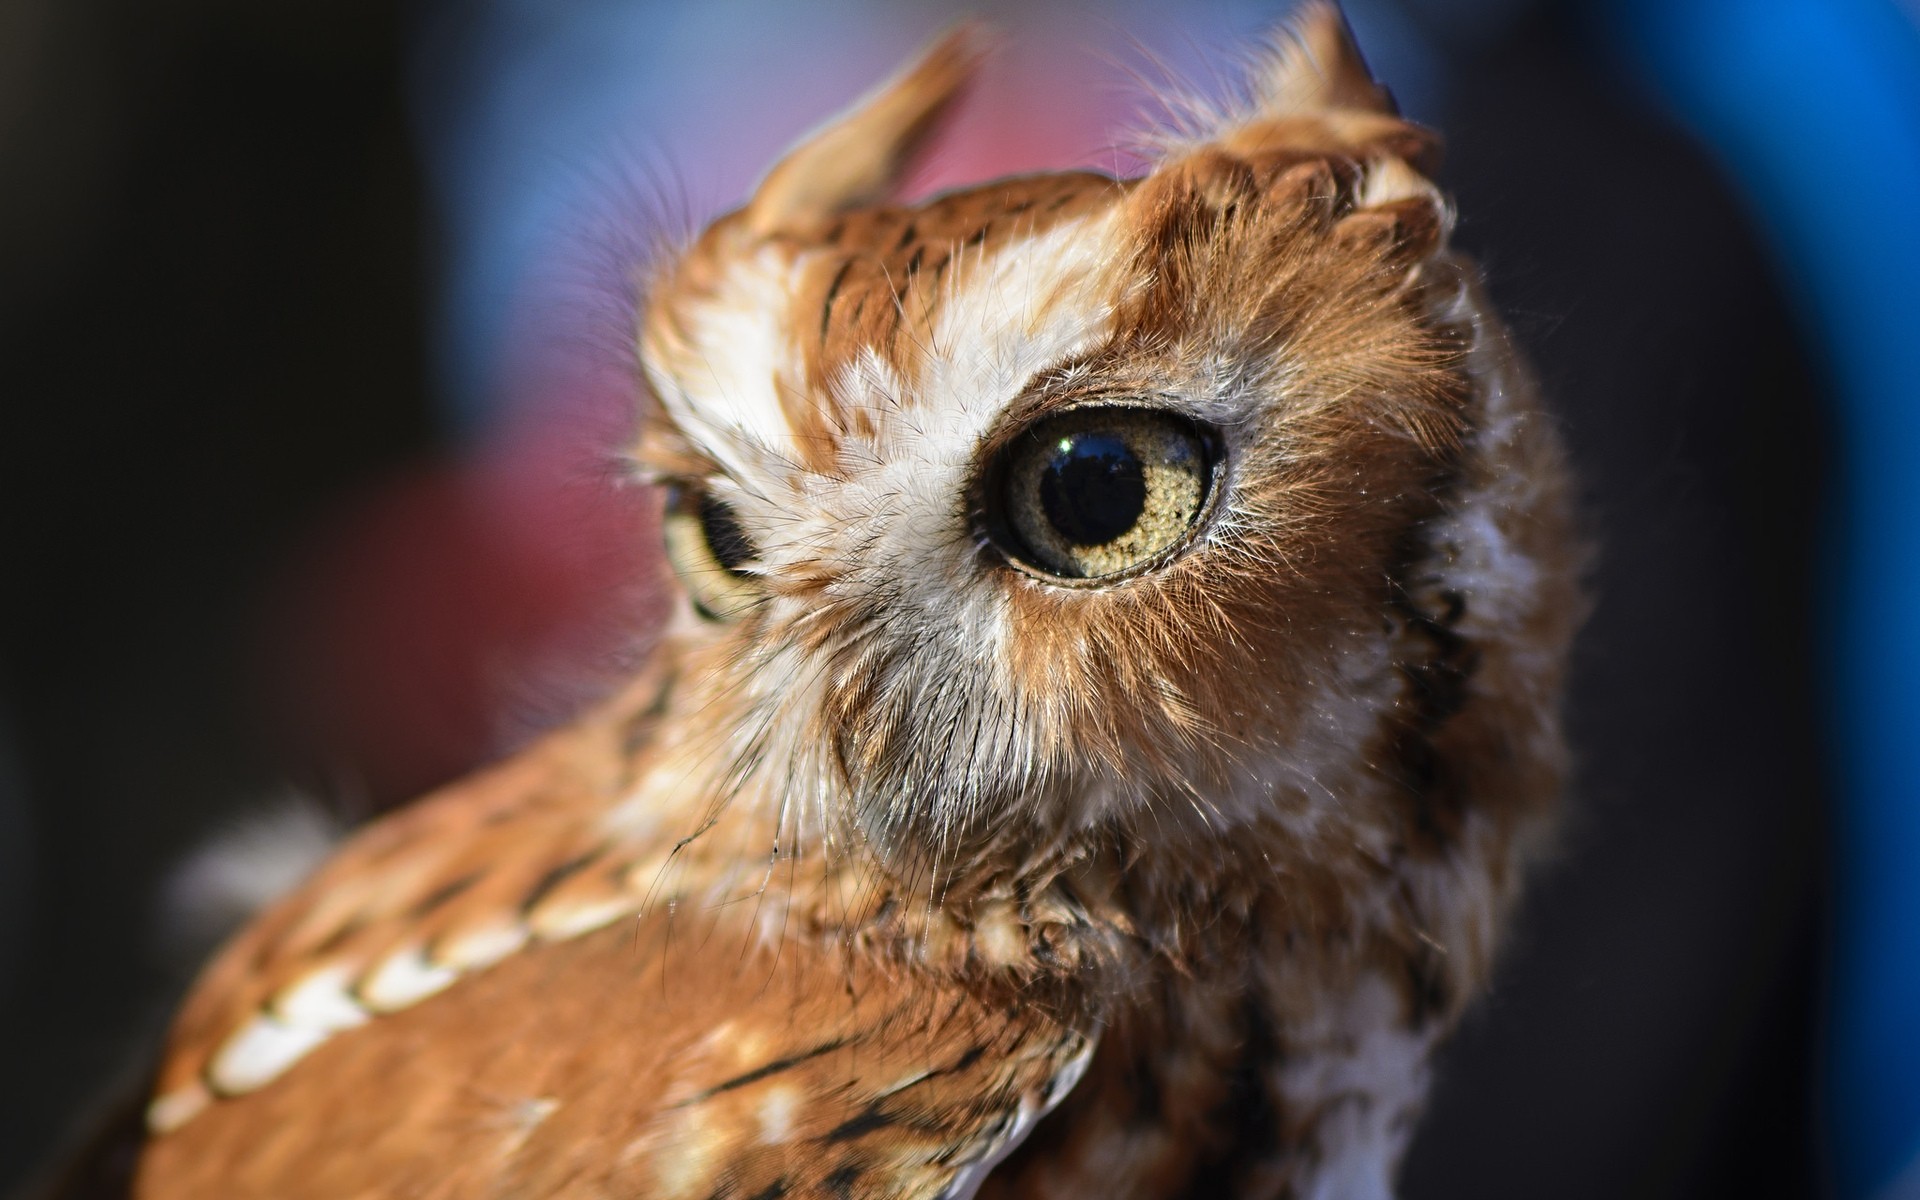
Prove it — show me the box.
[1037,432,1145,546]
[699,494,754,573]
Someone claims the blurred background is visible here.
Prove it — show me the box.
[2,0,1916,1196]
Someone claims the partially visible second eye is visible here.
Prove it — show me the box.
[662,483,760,620]
[988,405,1217,582]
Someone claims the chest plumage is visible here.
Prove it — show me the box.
[130,6,1580,1197]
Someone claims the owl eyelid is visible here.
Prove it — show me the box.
[975,391,1196,464]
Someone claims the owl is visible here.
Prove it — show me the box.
[124,5,1580,1197]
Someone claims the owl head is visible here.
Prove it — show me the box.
[633,4,1510,889]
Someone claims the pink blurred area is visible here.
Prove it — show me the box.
[260,362,664,808]
[256,5,1157,807]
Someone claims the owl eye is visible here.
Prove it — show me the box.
[988,406,1217,582]
[662,483,761,620]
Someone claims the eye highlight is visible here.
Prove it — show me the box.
[662,483,760,620]
[987,406,1217,582]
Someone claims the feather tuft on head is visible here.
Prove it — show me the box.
[742,23,991,238]
[1156,2,1439,171]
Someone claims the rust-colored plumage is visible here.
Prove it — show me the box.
[128,6,1580,1197]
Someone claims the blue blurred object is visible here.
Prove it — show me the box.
[1606,0,1920,1195]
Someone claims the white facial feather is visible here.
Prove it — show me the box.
[906,208,1129,454]
[643,212,1151,846]
[644,242,810,482]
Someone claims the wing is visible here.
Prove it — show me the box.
[138,893,1092,1199]
[133,670,1095,1199]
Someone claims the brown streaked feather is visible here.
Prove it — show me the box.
[144,661,675,1132]
[794,172,1124,394]
[642,169,1127,481]
[139,886,1091,1199]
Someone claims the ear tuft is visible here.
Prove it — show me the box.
[1251,2,1394,118]
[1173,3,1438,173]
[743,24,990,237]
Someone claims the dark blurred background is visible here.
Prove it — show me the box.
[3,0,1915,1196]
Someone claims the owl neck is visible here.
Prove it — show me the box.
[591,635,1504,1197]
